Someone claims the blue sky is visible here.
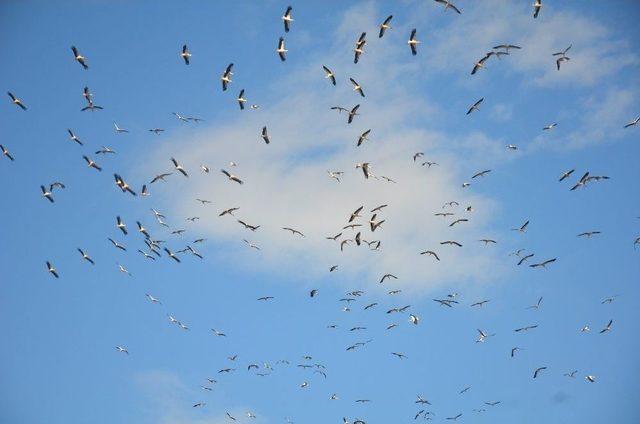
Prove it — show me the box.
[1,1,639,423]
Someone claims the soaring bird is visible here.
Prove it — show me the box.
[237,89,247,109]
[354,32,366,64]
[261,126,270,144]
[7,92,27,110]
[349,78,365,97]
[277,37,287,61]
[113,122,129,133]
[533,366,547,378]
[529,258,557,269]
[40,185,54,203]
[221,169,243,184]
[83,156,102,171]
[322,65,337,85]
[348,104,360,123]
[171,158,188,177]
[624,116,639,128]
[599,319,613,334]
[512,220,529,233]
[283,227,305,237]
[282,6,293,32]
[408,29,420,55]
[533,0,542,18]
[379,15,393,38]
[472,169,491,178]
[71,46,88,69]
[435,0,462,14]
[180,44,191,64]
[221,63,234,91]
[355,162,370,179]
[543,122,557,130]
[115,346,129,355]
[357,129,371,146]
[471,54,491,75]
[46,261,59,278]
[0,145,15,161]
[559,169,575,182]
[466,98,484,115]
[67,129,83,145]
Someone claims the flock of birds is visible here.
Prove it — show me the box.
[4,1,639,423]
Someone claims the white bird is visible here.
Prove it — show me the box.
[115,346,129,354]
[282,6,293,32]
[408,29,420,55]
[113,122,129,133]
[277,37,287,61]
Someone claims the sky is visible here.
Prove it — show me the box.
[1,0,639,423]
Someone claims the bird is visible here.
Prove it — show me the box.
[599,319,613,334]
[348,104,360,123]
[407,29,420,55]
[446,414,462,421]
[515,325,538,332]
[82,156,102,171]
[8,92,27,110]
[533,367,547,378]
[354,32,367,63]
[221,63,234,91]
[145,294,161,304]
[113,122,129,133]
[180,44,191,64]
[379,15,393,38]
[81,99,103,112]
[0,145,15,161]
[559,169,575,182]
[471,169,491,178]
[471,300,490,307]
[466,98,484,115]
[512,220,529,233]
[533,0,542,18]
[440,240,462,247]
[71,46,88,69]
[511,347,522,357]
[221,169,243,184]
[577,231,601,238]
[282,6,293,32]
[624,116,639,128]
[435,0,462,14]
[585,375,596,383]
[277,37,287,61]
[349,78,365,97]
[95,146,116,155]
[543,122,557,130]
[283,227,305,237]
[67,129,83,145]
[379,274,397,284]
[40,185,54,203]
[115,346,129,355]
[518,253,535,266]
[529,258,557,269]
[527,297,543,310]
[420,250,440,261]
[322,65,336,85]
[409,314,419,325]
[171,158,188,177]
[355,162,370,179]
[449,218,468,227]
[77,248,95,265]
[471,54,491,75]
[46,261,59,278]
[237,89,247,110]
[357,129,371,146]
[261,126,270,144]
[108,238,127,251]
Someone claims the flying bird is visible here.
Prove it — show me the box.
[7,92,27,110]
[180,44,191,64]
[322,65,337,85]
[71,46,88,69]
[277,37,287,61]
[282,6,293,32]
[408,29,420,55]
[379,15,393,38]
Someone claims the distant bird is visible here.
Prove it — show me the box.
[446,413,463,421]
[1,145,15,161]
[379,274,397,284]
[108,238,127,251]
[277,37,287,61]
[348,104,360,123]
[599,319,613,334]
[83,156,102,172]
[527,297,543,310]
[8,92,27,110]
[511,347,522,357]
[577,231,601,238]
[529,258,557,269]
[354,32,367,64]
[515,324,538,332]
[512,220,530,233]
[322,65,337,85]
[466,98,484,115]
[77,248,95,265]
[435,0,461,14]
[533,0,542,18]
[145,294,161,304]
[282,6,293,32]
[71,46,88,69]
[420,250,440,260]
[67,129,83,145]
[585,375,596,383]
[409,314,419,325]
[624,116,639,128]
[556,55,570,70]
[564,370,578,378]
[113,122,129,133]
[471,300,490,307]
[81,100,103,112]
[543,123,557,131]
[221,169,243,184]
[221,63,234,91]
[357,129,371,146]
[261,126,270,144]
[180,44,191,64]
[355,162,370,179]
[471,54,491,75]
[407,29,420,55]
[379,15,393,38]
[148,128,164,134]
[349,78,365,97]
[46,261,59,278]
[440,240,462,247]
[96,146,116,155]
[171,158,188,177]
[237,89,247,109]
[559,169,575,182]
[40,185,54,203]
[471,169,491,178]
[283,227,305,237]
[115,346,129,355]
[533,366,547,378]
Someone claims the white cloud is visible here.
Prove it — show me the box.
[132,3,509,296]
